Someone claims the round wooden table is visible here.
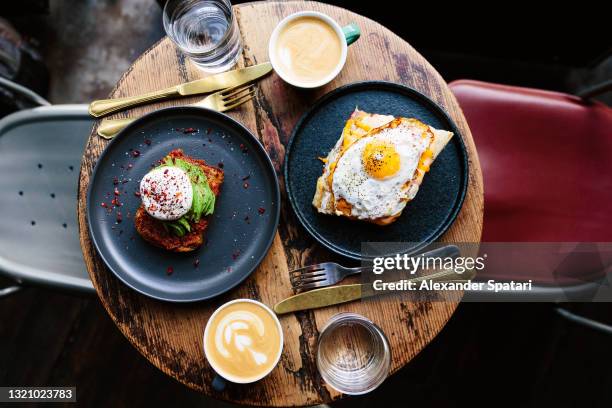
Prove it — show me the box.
[78,1,483,406]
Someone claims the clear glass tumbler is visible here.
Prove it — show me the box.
[163,0,242,73]
[317,313,391,395]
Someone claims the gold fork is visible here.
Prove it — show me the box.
[97,84,257,139]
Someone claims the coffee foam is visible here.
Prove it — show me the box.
[274,16,343,85]
[204,300,282,383]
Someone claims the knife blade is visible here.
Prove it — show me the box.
[274,267,475,315]
[88,62,273,117]
[177,62,272,95]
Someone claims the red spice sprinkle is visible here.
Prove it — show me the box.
[258,207,266,215]
[127,163,133,169]
[226,267,232,273]
[101,202,108,208]
[206,128,212,134]
[114,188,120,196]
[166,266,174,275]
[193,259,200,268]
[183,127,197,134]
[116,211,123,223]
[239,143,248,153]
[132,150,140,157]
[134,191,141,197]
[144,139,151,146]
[243,182,249,189]
[112,177,119,185]
[164,169,169,175]
[232,250,241,260]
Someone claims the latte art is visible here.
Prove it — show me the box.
[205,301,282,382]
[215,310,268,365]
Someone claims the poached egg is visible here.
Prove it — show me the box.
[139,166,193,221]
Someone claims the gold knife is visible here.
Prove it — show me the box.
[274,268,475,315]
[88,62,273,117]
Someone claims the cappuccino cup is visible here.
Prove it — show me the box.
[203,299,283,386]
[269,11,360,88]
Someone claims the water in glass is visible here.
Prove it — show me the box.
[163,0,242,73]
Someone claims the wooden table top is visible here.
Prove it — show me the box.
[77,1,483,406]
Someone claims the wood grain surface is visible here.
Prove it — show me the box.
[77,1,483,406]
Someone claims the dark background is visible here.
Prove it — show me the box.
[0,1,611,407]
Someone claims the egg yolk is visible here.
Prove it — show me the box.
[362,141,400,179]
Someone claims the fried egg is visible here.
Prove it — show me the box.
[140,166,193,221]
[332,124,431,219]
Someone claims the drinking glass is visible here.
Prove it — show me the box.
[316,313,391,395]
[163,0,242,73]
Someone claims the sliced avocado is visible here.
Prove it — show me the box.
[201,182,215,216]
[177,217,191,232]
[166,222,185,237]
[191,184,204,222]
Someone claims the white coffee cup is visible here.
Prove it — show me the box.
[203,298,284,387]
[268,11,360,88]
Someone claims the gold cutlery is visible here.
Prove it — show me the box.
[97,84,257,139]
[88,62,272,117]
[274,268,475,315]
[289,245,460,291]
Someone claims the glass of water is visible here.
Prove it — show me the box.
[163,0,242,73]
[317,313,391,395]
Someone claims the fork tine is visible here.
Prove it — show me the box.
[293,276,329,289]
[224,86,256,104]
[297,275,329,285]
[290,266,325,279]
[222,92,256,111]
[291,271,327,283]
[289,265,326,282]
[290,272,327,285]
[290,274,325,287]
[221,84,255,99]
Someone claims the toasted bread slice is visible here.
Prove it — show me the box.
[135,149,224,252]
[312,110,453,225]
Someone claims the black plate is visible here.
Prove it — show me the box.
[87,107,280,302]
[284,81,468,260]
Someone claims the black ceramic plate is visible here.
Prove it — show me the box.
[87,107,280,302]
[285,81,468,261]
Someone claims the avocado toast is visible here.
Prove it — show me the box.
[135,149,224,252]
